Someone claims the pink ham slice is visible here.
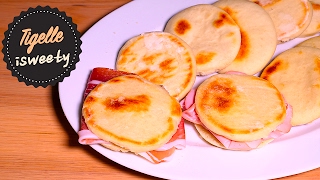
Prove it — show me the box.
[78,67,186,163]
[181,88,293,150]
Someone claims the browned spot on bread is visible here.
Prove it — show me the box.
[214,96,233,111]
[176,54,194,97]
[121,48,131,56]
[170,100,181,117]
[196,52,216,65]
[159,58,175,71]
[83,107,92,119]
[143,53,161,65]
[276,109,286,121]
[117,48,131,65]
[108,78,123,84]
[222,7,235,17]
[220,124,251,134]
[261,60,287,80]
[104,94,151,112]
[227,32,235,37]
[137,69,152,78]
[118,37,143,65]
[182,68,193,92]
[149,74,174,85]
[136,56,176,84]
[174,19,191,35]
[313,3,320,10]
[168,34,184,47]
[137,68,168,84]
[84,96,97,104]
[250,0,260,5]
[313,84,320,90]
[234,30,250,61]
[200,78,237,113]
[117,57,127,66]
[315,57,320,73]
[213,12,236,28]
[118,50,138,65]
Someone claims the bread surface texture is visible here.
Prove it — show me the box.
[83,75,182,152]
[261,46,320,126]
[195,73,286,142]
[164,4,241,75]
[116,31,196,101]
[214,0,277,75]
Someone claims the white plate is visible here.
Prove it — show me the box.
[59,0,320,179]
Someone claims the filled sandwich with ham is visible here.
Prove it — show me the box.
[78,68,186,163]
[181,72,293,150]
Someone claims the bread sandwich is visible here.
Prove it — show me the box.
[181,72,292,150]
[78,68,186,163]
[261,46,320,126]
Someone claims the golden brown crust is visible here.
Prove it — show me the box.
[261,46,320,126]
[116,32,196,101]
[164,4,241,75]
[83,75,182,152]
[195,74,286,142]
[214,0,277,75]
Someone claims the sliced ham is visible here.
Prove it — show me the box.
[78,67,186,163]
[138,147,176,164]
[180,89,202,124]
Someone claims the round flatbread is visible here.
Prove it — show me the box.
[195,74,287,142]
[250,0,313,42]
[296,36,320,49]
[299,0,320,37]
[116,32,196,101]
[164,4,241,75]
[261,46,320,126]
[82,75,182,153]
[213,0,277,75]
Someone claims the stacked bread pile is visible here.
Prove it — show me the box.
[79,0,320,163]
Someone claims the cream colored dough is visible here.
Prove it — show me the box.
[116,32,196,101]
[214,0,277,75]
[164,4,241,75]
[261,46,320,126]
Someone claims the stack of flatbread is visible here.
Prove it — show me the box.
[164,0,277,75]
